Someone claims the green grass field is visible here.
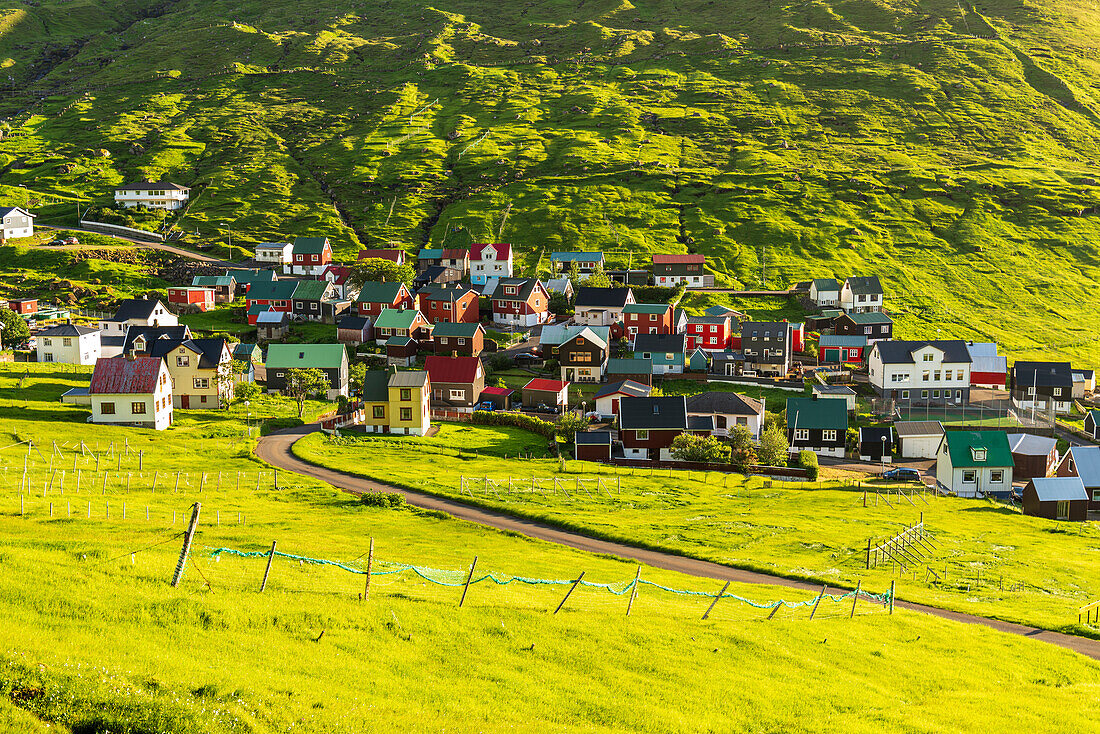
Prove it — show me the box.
[294,422,1100,636]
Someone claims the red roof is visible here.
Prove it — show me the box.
[89,357,163,395]
[322,264,353,284]
[357,249,404,262]
[653,253,705,264]
[471,243,512,260]
[480,386,514,397]
[441,248,469,259]
[425,355,482,384]
[523,378,570,393]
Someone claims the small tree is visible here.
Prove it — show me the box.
[548,291,572,316]
[728,425,758,469]
[670,434,732,463]
[348,258,415,288]
[798,450,819,481]
[567,260,582,285]
[582,264,612,289]
[214,358,246,408]
[284,367,331,419]
[757,425,790,467]
[235,381,261,402]
[555,412,590,439]
[349,361,367,397]
[0,308,29,347]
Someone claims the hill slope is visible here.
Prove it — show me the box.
[4,1,1100,360]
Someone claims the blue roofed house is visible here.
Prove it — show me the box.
[818,334,868,364]
[631,333,685,375]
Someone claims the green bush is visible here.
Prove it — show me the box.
[798,450,819,481]
[360,491,405,508]
[260,417,304,435]
[469,410,556,439]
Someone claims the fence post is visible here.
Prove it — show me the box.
[889,579,896,614]
[626,566,641,616]
[170,502,202,587]
[363,537,374,601]
[554,571,586,614]
[459,555,478,607]
[809,585,828,620]
[850,580,861,618]
[260,540,277,592]
[702,580,730,620]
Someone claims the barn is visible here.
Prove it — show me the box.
[575,431,612,462]
[1007,433,1059,481]
[1022,476,1089,521]
[894,421,945,459]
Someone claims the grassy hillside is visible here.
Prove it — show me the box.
[1,362,1099,732]
[3,1,1100,361]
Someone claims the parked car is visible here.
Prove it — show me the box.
[64,236,79,245]
[882,467,923,482]
[513,351,539,362]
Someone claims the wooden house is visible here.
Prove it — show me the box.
[1007,433,1059,481]
[191,275,236,303]
[623,303,675,337]
[833,312,893,343]
[356,281,414,319]
[594,380,651,420]
[858,427,893,463]
[934,431,1013,498]
[1022,477,1089,521]
[256,310,289,340]
[431,322,485,357]
[1055,445,1100,511]
[286,236,332,276]
[416,283,479,324]
[652,253,705,287]
[336,316,373,346]
[425,355,485,410]
[521,378,570,412]
[89,356,173,430]
[265,343,349,400]
[575,431,612,461]
[540,324,610,383]
[786,396,847,458]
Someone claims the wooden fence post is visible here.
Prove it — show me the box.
[809,585,828,620]
[626,566,641,616]
[702,580,731,620]
[889,579,896,614]
[260,541,277,592]
[459,556,478,607]
[850,580,861,618]
[363,537,374,601]
[554,572,585,614]
[171,503,202,587]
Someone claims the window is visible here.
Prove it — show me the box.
[921,390,928,399]
[1055,500,1070,520]
[962,470,976,483]
[1054,387,1062,397]
[990,470,1004,483]
[716,416,727,429]
[571,352,592,363]
[709,325,717,333]
[101,402,115,415]
[449,389,464,400]
[193,378,209,389]
[311,303,319,311]
[858,294,866,302]
[972,448,987,462]
[881,325,889,333]
[176,356,190,367]
[63,338,72,347]
[794,429,809,441]
[1093,490,1100,502]
[43,338,51,346]
[901,390,909,399]
[399,407,412,421]
[132,402,147,414]
[864,326,872,335]
[1027,387,1035,396]
[957,370,964,381]
[923,353,934,362]
[922,371,929,382]
[636,430,649,441]
[43,353,54,362]
[400,388,411,401]
[276,372,284,377]
[665,352,675,360]
[933,371,941,381]
[649,314,657,322]
[457,338,466,346]
[373,405,385,419]
[932,390,939,399]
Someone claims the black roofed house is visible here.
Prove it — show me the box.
[786,396,848,458]
[1022,477,1089,521]
[710,350,746,377]
[575,431,612,462]
[146,337,234,409]
[618,396,691,462]
[740,321,791,376]
[1007,433,1060,481]
[685,391,765,440]
[839,276,884,313]
[0,205,35,239]
[858,427,893,464]
[1012,361,1073,415]
[35,324,101,365]
[122,325,193,357]
[336,316,373,346]
[833,312,893,343]
[867,340,972,405]
[594,379,651,419]
[574,287,635,327]
[100,298,179,347]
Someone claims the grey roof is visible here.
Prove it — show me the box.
[967,341,1007,374]
[540,324,610,350]
[1013,361,1072,388]
[38,324,99,337]
[632,333,685,353]
[684,391,763,416]
[893,420,945,437]
[575,431,611,445]
[619,396,688,431]
[490,278,542,302]
[873,340,972,365]
[844,275,882,295]
[389,370,428,388]
[1028,476,1088,503]
[574,287,633,308]
[1007,433,1058,456]
[812,384,857,395]
[687,414,714,431]
[595,380,651,399]
[1065,446,1100,487]
[543,277,573,294]
[256,310,287,325]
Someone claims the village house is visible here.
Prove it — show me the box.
[618,396,695,461]
[594,380,651,420]
[1073,369,1096,399]
[266,343,349,400]
[0,206,35,239]
[652,253,705,287]
[373,307,432,345]
[839,276,884,313]
[786,396,847,458]
[1007,433,1059,481]
[36,324,100,365]
[386,336,418,368]
[491,278,550,328]
[254,243,293,268]
[167,286,215,312]
[290,279,340,323]
[99,298,178,355]
[425,355,485,410]
[256,310,289,340]
[440,248,470,275]
[685,392,765,441]
[431,322,485,357]
[833,312,893,343]
[808,278,840,308]
[1084,409,1100,441]
[1012,361,1073,415]
[356,281,414,319]
[687,347,710,372]
[542,277,575,301]
[935,430,1014,498]
[360,369,431,436]
[228,268,277,296]
[285,236,333,277]
[1055,446,1100,511]
[336,316,373,346]
[416,283,479,324]
[894,421,945,459]
[89,356,174,430]
[740,321,792,376]
[320,265,354,299]
[966,342,1008,388]
[122,326,192,356]
[685,314,733,352]
[817,335,867,365]
[710,351,746,378]
[357,249,406,265]
[521,378,570,413]
[9,298,36,317]
[632,333,685,375]
[606,357,653,387]
[810,383,857,411]
[191,275,236,304]
[551,251,605,274]
[416,248,444,273]
[1022,477,1089,521]
[573,287,635,327]
[147,338,233,409]
[245,280,299,324]
[623,303,675,338]
[575,432,612,462]
[867,340,972,405]
[233,343,263,383]
[415,264,464,288]
[540,324,610,383]
[858,427,894,464]
[470,243,513,284]
[113,180,190,210]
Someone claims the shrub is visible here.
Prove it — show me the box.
[234,382,261,401]
[469,410,556,439]
[670,434,732,463]
[797,450,819,481]
[360,491,405,508]
[757,425,790,467]
[260,417,304,435]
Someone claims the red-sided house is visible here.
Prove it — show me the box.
[415,283,479,324]
[167,286,215,312]
[622,303,674,337]
[320,264,354,298]
[287,236,333,276]
[790,322,804,353]
[245,280,298,324]
[652,254,705,287]
[373,307,433,345]
[425,355,485,410]
[491,278,550,328]
[431,322,485,357]
[686,315,732,351]
[619,396,707,461]
[357,249,406,265]
[356,281,414,319]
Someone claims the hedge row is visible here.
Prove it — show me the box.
[469,410,556,439]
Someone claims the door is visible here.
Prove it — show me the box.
[611,398,619,415]
[1056,500,1069,520]
[181,394,189,409]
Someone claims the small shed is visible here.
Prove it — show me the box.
[575,431,612,462]
[9,298,37,316]
[858,426,893,463]
[1022,476,1089,521]
[256,310,289,340]
[1007,433,1059,481]
[687,347,710,372]
[167,286,215,312]
[811,383,857,411]
[479,386,514,411]
[895,421,945,459]
[337,315,373,346]
[521,378,570,411]
[386,336,417,368]
[1084,410,1100,441]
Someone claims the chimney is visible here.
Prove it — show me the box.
[125,349,136,361]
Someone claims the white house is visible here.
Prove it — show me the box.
[470,243,513,285]
[89,356,174,430]
[808,278,839,308]
[811,383,857,411]
[573,287,635,327]
[113,180,190,210]
[0,206,35,239]
[255,242,292,267]
[685,391,765,441]
[839,276,884,313]
[935,430,1014,498]
[894,421,945,459]
[868,340,972,405]
[594,380,651,420]
[36,324,101,365]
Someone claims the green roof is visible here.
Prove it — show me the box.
[943,431,1014,469]
[418,248,443,259]
[362,370,390,401]
[265,343,347,369]
[227,269,276,285]
[844,311,893,325]
[431,321,482,338]
[233,343,261,361]
[623,303,671,315]
[247,304,271,315]
[247,280,298,300]
[812,278,840,290]
[356,281,406,304]
[374,308,419,329]
[291,280,330,300]
[293,236,330,254]
[193,275,235,287]
[785,397,848,430]
[607,357,652,373]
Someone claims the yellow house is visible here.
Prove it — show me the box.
[361,368,431,436]
[148,338,234,409]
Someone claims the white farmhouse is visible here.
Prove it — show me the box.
[0,206,35,239]
[868,340,972,405]
[36,324,101,365]
[935,430,1014,498]
[254,242,292,267]
[839,275,884,313]
[114,180,190,210]
[89,356,174,430]
[470,243,513,285]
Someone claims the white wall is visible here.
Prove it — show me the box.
[37,332,100,365]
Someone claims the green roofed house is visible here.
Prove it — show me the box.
[809,278,840,308]
[287,236,333,277]
[232,343,263,382]
[786,396,847,458]
[431,321,485,357]
[606,357,653,387]
[355,281,414,319]
[935,430,1013,499]
[191,275,236,303]
[417,248,444,273]
[265,343,349,400]
[550,251,605,274]
[373,307,432,345]
[226,269,276,296]
[289,279,339,323]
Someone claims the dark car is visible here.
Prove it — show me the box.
[882,467,922,482]
[513,351,539,362]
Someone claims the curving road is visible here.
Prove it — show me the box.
[256,425,1100,662]
[37,224,239,267]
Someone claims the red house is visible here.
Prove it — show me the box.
[244,280,298,322]
[490,278,550,328]
[167,286,215,312]
[288,237,333,276]
[355,281,414,319]
[357,249,406,265]
[9,298,37,316]
[622,303,674,337]
[415,283,479,324]
[686,315,732,351]
[790,322,805,353]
